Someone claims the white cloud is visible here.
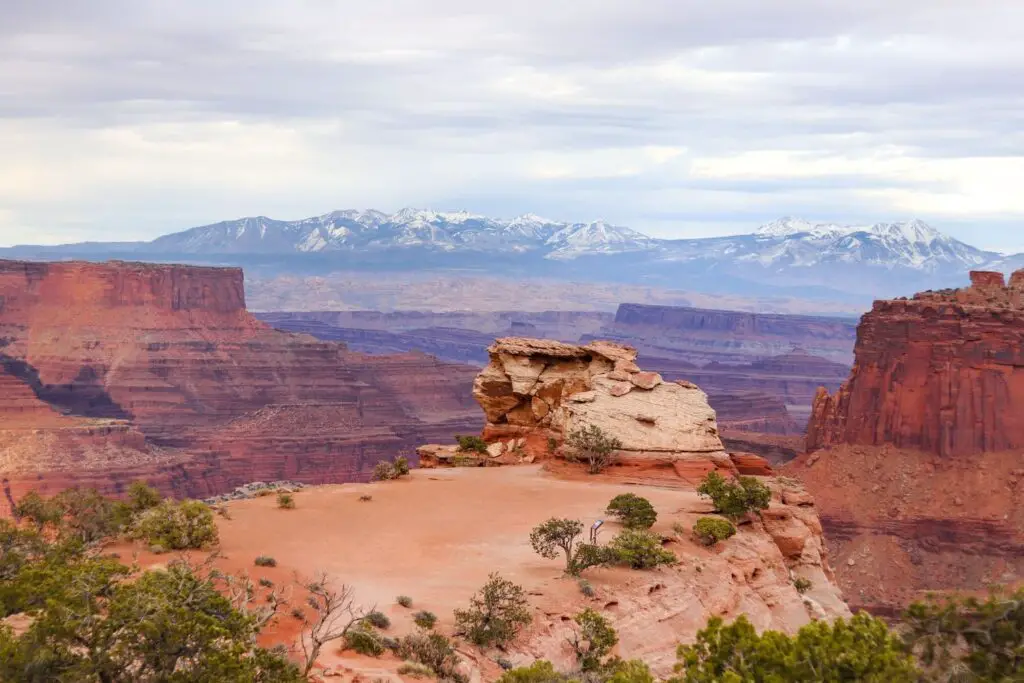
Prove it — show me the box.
[1,0,1023,247]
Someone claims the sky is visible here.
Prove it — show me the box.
[2,1,1023,251]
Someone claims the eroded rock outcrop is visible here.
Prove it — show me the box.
[793,271,1024,611]
[0,259,480,508]
[807,270,1024,456]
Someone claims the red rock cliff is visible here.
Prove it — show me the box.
[0,259,480,508]
[807,270,1024,457]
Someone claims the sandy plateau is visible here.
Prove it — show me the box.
[118,465,846,682]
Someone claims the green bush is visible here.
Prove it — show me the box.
[345,627,385,657]
[902,587,1024,681]
[397,662,434,679]
[258,577,275,588]
[605,493,657,529]
[454,573,532,647]
[577,578,596,598]
[130,500,218,550]
[672,612,919,682]
[394,455,411,476]
[13,491,62,531]
[413,610,438,630]
[126,481,162,512]
[372,461,397,481]
[455,434,489,454]
[564,424,623,474]
[364,610,391,630]
[396,595,414,608]
[397,632,464,681]
[692,517,736,546]
[497,660,563,682]
[696,472,771,521]
[276,492,295,509]
[254,555,277,567]
[608,529,676,569]
[529,518,615,576]
[571,608,618,672]
[793,577,812,594]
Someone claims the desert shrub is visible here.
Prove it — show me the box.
[359,494,373,502]
[578,578,596,598]
[696,472,771,521]
[398,632,463,681]
[497,660,564,682]
[902,587,1024,681]
[454,573,532,647]
[276,492,295,509]
[692,517,736,547]
[529,518,615,576]
[345,627,385,657]
[455,434,489,454]
[372,461,397,481]
[605,493,657,529]
[397,662,435,679]
[672,612,919,682]
[564,424,623,474]
[604,658,657,683]
[258,577,275,588]
[254,555,278,567]
[393,455,410,476]
[413,610,438,630]
[570,608,619,672]
[608,529,676,569]
[547,437,558,453]
[793,577,812,594]
[130,500,218,550]
[396,595,414,608]
[126,481,162,512]
[364,609,391,630]
[52,487,128,544]
[13,491,62,531]
[671,521,687,536]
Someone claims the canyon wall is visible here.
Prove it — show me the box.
[792,271,1024,611]
[807,270,1024,456]
[0,260,480,509]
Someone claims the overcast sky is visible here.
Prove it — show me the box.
[2,1,1023,250]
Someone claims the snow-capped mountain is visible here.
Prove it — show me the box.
[4,210,1018,302]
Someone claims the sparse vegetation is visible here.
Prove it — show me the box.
[793,577,813,594]
[394,455,411,475]
[455,434,489,454]
[276,491,296,509]
[605,493,657,529]
[297,574,371,676]
[578,578,596,598]
[345,626,386,657]
[608,529,676,569]
[564,424,623,474]
[397,662,435,679]
[259,577,275,588]
[692,517,737,547]
[413,610,438,630]
[397,631,464,682]
[130,499,219,550]
[530,518,614,576]
[397,594,414,608]
[372,460,398,481]
[454,573,532,647]
[254,555,278,567]
[696,471,772,521]
[570,608,619,672]
[671,613,919,682]
[498,660,562,682]
[364,609,391,630]
[359,494,374,502]
[126,480,163,512]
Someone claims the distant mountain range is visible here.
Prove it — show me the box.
[3,210,1021,303]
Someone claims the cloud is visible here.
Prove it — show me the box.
[1,0,1022,247]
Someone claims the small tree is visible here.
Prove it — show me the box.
[13,491,62,531]
[126,481,162,513]
[696,472,771,521]
[530,518,613,576]
[692,517,736,547]
[605,494,657,529]
[130,500,219,550]
[454,573,532,647]
[297,573,369,676]
[569,608,618,672]
[565,425,623,474]
[608,529,676,569]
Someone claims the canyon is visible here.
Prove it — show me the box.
[791,270,1024,611]
[0,259,480,510]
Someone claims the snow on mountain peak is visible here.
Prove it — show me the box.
[867,219,943,244]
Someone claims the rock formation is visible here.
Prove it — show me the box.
[807,270,1024,456]
[792,271,1024,610]
[0,259,480,509]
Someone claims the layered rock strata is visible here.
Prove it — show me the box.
[807,270,1024,456]
[0,259,480,508]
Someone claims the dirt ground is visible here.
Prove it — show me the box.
[122,465,709,679]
